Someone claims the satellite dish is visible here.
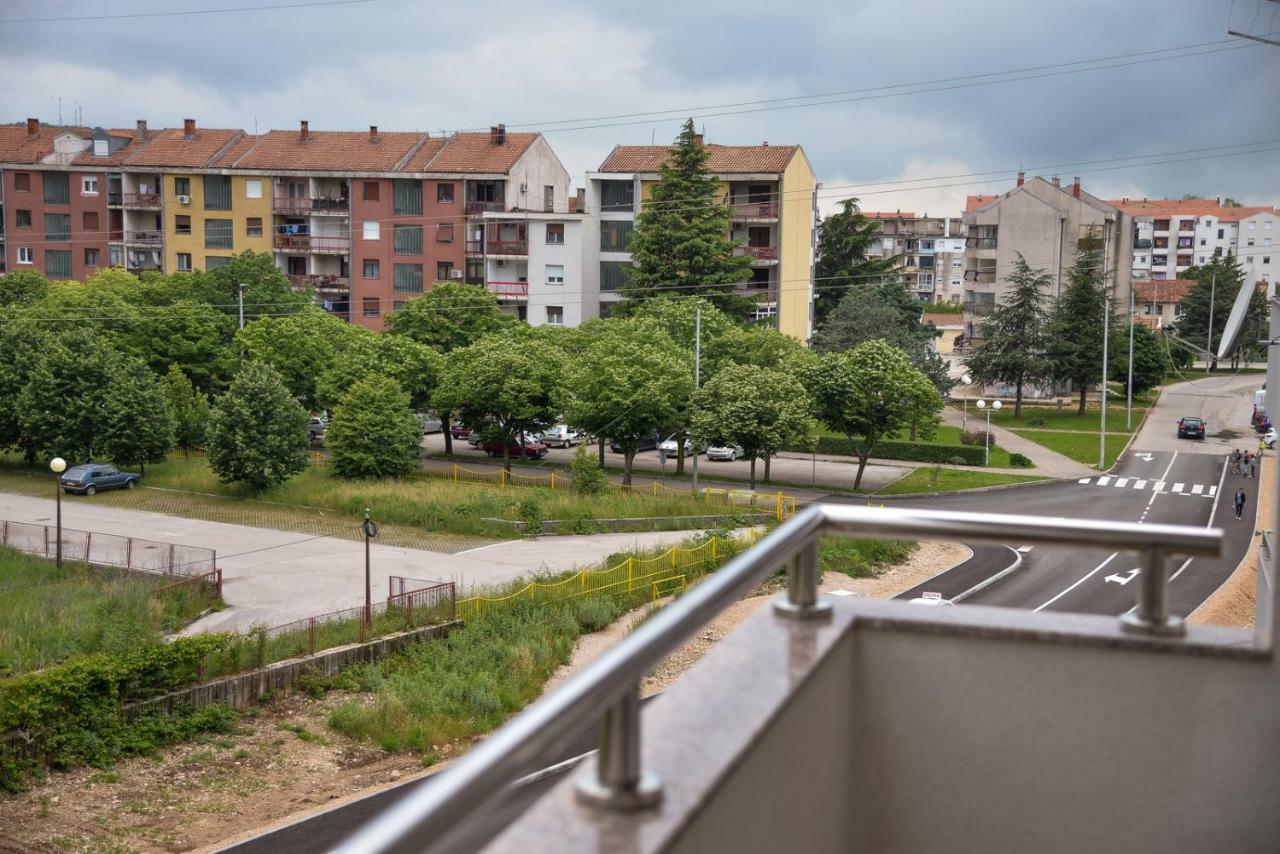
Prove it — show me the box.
[1216,279,1257,361]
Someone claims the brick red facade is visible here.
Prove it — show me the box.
[3,168,109,282]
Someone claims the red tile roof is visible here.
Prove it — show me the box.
[425,131,539,174]
[598,143,799,174]
[1133,279,1195,304]
[123,127,244,168]
[400,135,452,172]
[1107,197,1277,221]
[0,123,94,164]
[70,131,159,167]
[226,129,427,171]
[863,211,918,219]
[965,194,1000,213]
[209,133,263,167]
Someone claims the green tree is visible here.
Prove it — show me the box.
[564,325,692,485]
[130,298,235,392]
[316,333,443,412]
[803,340,942,488]
[1110,323,1172,395]
[99,357,175,473]
[206,362,309,491]
[1045,249,1112,414]
[1174,256,1263,369]
[0,314,52,453]
[234,307,362,409]
[433,334,565,473]
[0,270,50,307]
[813,198,898,322]
[200,251,311,323]
[16,336,119,463]
[160,365,210,458]
[326,375,422,479]
[964,255,1052,417]
[690,364,814,487]
[570,443,610,495]
[624,119,755,315]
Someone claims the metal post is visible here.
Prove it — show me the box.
[54,474,62,568]
[1120,546,1185,636]
[1126,276,1136,430]
[363,508,373,626]
[1100,265,1110,471]
[773,537,832,619]
[1206,272,1217,370]
[692,306,701,493]
[575,683,662,810]
[985,408,992,466]
[237,282,246,330]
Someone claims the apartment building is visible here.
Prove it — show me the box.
[1108,197,1279,296]
[1131,278,1192,329]
[584,140,818,341]
[0,119,571,330]
[961,174,1130,342]
[863,211,966,304]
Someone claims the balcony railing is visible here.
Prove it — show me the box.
[274,234,351,253]
[337,503,1221,852]
[273,197,349,214]
[465,200,504,214]
[966,236,998,249]
[486,280,529,300]
[124,230,163,246]
[107,192,123,206]
[108,230,124,242]
[729,202,779,219]
[486,239,528,255]
[287,273,350,291]
[739,245,779,261]
[122,192,161,208]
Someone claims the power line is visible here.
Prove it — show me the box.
[0,0,375,25]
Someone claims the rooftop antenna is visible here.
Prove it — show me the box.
[253,115,259,134]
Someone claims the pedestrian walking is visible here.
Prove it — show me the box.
[1234,488,1247,520]
[1250,456,1258,479]
[1243,451,1253,477]
[1231,449,1242,475]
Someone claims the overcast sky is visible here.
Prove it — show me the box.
[2,0,1277,217]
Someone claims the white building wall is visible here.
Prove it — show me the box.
[508,137,571,214]
[1238,212,1279,295]
[525,216,594,327]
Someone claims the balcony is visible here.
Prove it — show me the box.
[738,245,779,263]
[465,200,504,214]
[126,263,162,274]
[122,192,161,209]
[272,197,349,215]
[1134,238,1153,249]
[107,192,123,207]
[124,230,163,247]
[274,234,350,254]
[467,239,529,256]
[729,201,779,220]
[485,280,529,300]
[286,273,350,292]
[965,236,998,249]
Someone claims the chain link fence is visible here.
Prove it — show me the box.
[0,518,216,577]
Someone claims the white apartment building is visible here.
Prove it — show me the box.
[479,210,595,327]
[863,212,966,304]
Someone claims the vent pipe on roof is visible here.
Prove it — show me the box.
[300,120,310,141]
[693,133,704,146]
[1051,176,1061,187]
[1016,170,1025,187]
[494,123,506,145]
[1072,177,1081,198]
[369,125,379,142]
[135,119,147,141]
[183,118,196,140]
[26,117,39,138]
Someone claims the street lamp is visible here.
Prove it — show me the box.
[960,373,973,432]
[49,457,66,567]
[974,399,1002,466]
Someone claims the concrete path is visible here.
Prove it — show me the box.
[0,492,715,633]
[939,406,1094,478]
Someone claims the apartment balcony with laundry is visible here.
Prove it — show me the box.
[727,181,780,221]
[273,177,349,215]
[120,173,163,209]
[467,221,528,257]
[966,224,998,252]
[964,258,997,285]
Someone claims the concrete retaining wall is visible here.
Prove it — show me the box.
[483,514,774,534]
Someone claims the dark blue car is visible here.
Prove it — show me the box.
[60,464,140,496]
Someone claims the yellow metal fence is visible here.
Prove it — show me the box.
[456,529,763,622]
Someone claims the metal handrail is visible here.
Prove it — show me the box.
[336,503,1222,852]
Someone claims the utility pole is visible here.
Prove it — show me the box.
[691,306,701,493]
[1100,264,1110,471]
[237,282,247,330]
[361,508,378,627]
[1126,278,1136,430]
[1206,272,1217,370]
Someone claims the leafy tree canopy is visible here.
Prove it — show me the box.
[964,254,1053,416]
[206,362,309,491]
[235,307,363,408]
[0,269,50,307]
[99,356,174,471]
[1044,248,1112,414]
[326,375,422,480]
[1174,255,1264,368]
[814,198,899,322]
[385,283,515,353]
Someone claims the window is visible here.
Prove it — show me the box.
[203,175,232,210]
[393,300,407,312]
[82,211,99,231]
[176,252,192,271]
[546,264,565,286]
[600,181,634,212]
[922,240,934,250]
[17,246,33,264]
[84,247,100,267]
[205,256,231,269]
[1267,237,1274,246]
[394,263,424,293]
[246,217,263,237]
[951,277,962,287]
[600,260,628,292]
[45,250,73,278]
[437,223,455,243]
[1199,238,1206,246]
[362,181,380,202]
[1268,220,1274,229]
[44,213,71,241]
[174,176,190,196]
[1266,257,1273,266]
[15,209,32,228]
[245,179,263,199]
[43,172,69,205]
[393,179,422,215]
[546,223,565,245]
[1198,256,1205,264]
[545,306,564,325]
[175,215,192,235]
[544,185,554,212]
[205,219,233,249]
[363,259,380,279]
[600,220,633,251]
[952,257,963,268]
[747,226,771,247]
[393,224,423,255]
[363,221,380,240]
[437,183,454,204]
[13,172,30,192]
[81,176,99,195]
[363,297,381,318]
[1249,221,1257,230]
[1248,239,1256,247]
[1218,228,1225,239]
[436,261,454,281]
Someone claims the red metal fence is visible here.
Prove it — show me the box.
[0,518,217,577]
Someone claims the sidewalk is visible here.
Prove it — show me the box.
[938,407,1093,478]
[0,491,713,633]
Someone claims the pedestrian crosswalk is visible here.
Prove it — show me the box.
[1077,476,1216,497]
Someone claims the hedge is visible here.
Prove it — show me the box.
[784,436,987,466]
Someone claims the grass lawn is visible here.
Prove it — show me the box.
[875,468,1047,495]
[818,537,915,577]
[0,546,219,676]
[978,403,1148,434]
[1011,430,1131,470]
[817,425,1017,468]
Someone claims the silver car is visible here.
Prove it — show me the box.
[540,424,584,448]
[658,433,700,457]
[416,412,444,434]
[706,444,744,462]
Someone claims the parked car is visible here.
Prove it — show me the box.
[1265,427,1277,449]
[1176,416,1206,439]
[611,432,663,454]
[450,423,473,441]
[706,444,745,462]
[658,433,701,457]
[308,416,327,442]
[60,464,140,496]
[416,412,443,434]
[483,435,549,460]
[541,425,585,448]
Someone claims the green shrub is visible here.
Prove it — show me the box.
[1008,452,1034,468]
[818,537,915,578]
[785,435,985,466]
[947,456,969,466]
[572,598,622,633]
[1027,417,1048,427]
[570,444,609,495]
[326,375,421,480]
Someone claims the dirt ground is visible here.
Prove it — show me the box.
[1188,454,1270,629]
[0,541,966,853]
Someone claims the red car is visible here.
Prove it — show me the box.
[483,436,549,460]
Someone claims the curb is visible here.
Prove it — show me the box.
[950,545,1025,603]
[1104,386,1161,474]
[872,475,1071,500]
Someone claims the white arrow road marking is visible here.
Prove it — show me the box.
[1035,552,1118,612]
[1172,482,1185,493]
[1097,476,1112,486]
[1134,480,1147,489]
[1135,452,1154,462]
[1105,568,1141,585]
[1115,478,1130,488]
[1192,484,1204,495]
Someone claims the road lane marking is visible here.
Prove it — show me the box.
[1208,485,1217,497]
[1191,484,1204,495]
[1146,453,1179,510]
[1172,482,1185,493]
[1134,479,1147,489]
[1078,477,1090,484]
[1161,456,1230,600]
[1153,481,1166,492]
[1034,552,1119,612]
[1115,478,1130,488]
[1105,568,1140,585]
[1097,476,1112,486]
